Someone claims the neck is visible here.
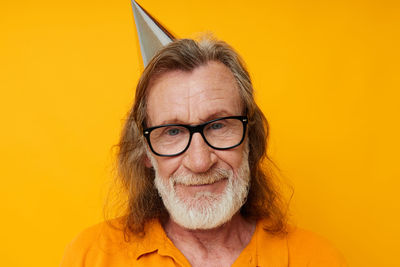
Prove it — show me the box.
[163,213,256,266]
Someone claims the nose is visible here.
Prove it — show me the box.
[182,132,217,173]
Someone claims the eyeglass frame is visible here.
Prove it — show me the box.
[143,115,248,157]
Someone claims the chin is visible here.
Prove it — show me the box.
[154,158,250,230]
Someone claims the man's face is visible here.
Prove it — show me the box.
[145,61,250,229]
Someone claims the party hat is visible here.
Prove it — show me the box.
[131,1,176,66]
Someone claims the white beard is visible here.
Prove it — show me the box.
[150,150,250,230]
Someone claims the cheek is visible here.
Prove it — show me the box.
[215,149,245,173]
[155,157,182,179]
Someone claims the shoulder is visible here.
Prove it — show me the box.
[60,219,138,267]
[285,226,347,267]
[255,220,347,267]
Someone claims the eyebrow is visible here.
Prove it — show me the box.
[155,111,237,126]
[201,111,233,122]
[157,118,188,125]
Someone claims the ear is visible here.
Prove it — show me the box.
[144,154,153,168]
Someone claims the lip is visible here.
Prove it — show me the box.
[175,177,227,186]
[174,178,228,195]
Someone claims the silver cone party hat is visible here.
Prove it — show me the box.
[131,1,176,66]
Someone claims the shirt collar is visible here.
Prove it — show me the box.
[130,219,289,267]
[130,219,165,260]
[130,219,190,266]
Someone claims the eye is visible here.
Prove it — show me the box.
[210,122,224,130]
[166,128,181,136]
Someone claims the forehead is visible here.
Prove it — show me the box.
[145,61,243,126]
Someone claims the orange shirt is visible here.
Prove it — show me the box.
[61,219,347,267]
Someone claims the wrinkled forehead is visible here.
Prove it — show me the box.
[145,62,243,127]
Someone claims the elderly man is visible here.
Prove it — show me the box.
[61,38,346,267]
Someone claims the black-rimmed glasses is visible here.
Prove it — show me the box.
[143,116,248,157]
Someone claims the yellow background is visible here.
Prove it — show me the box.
[1,0,399,266]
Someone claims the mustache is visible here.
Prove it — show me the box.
[171,168,231,186]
